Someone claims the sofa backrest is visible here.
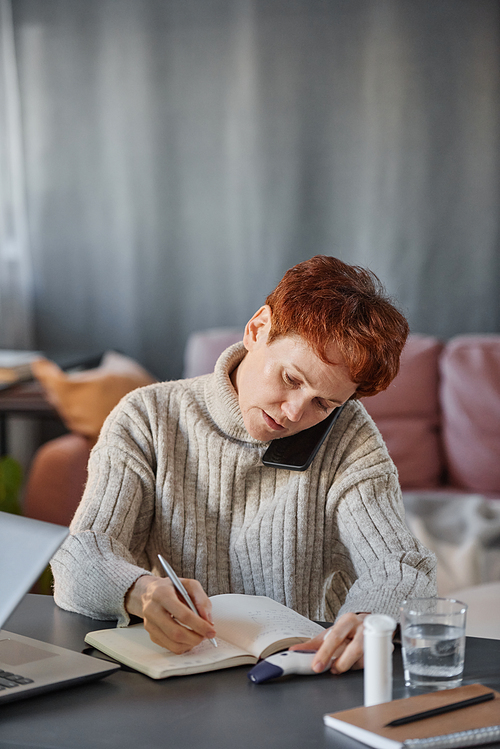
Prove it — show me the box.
[182,328,500,496]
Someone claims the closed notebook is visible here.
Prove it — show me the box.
[324,683,500,749]
[85,594,324,679]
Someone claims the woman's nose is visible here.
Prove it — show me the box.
[281,396,306,422]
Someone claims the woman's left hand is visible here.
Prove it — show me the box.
[289,612,370,674]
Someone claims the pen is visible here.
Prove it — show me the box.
[157,554,217,648]
[385,691,495,727]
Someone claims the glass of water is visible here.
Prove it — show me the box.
[400,597,468,690]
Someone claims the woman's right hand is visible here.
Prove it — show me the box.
[125,574,216,653]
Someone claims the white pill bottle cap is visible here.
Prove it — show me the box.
[363,614,396,707]
[364,614,396,636]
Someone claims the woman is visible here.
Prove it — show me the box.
[52,255,436,675]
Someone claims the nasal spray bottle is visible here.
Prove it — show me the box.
[363,614,396,707]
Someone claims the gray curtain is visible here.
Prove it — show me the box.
[0,0,33,349]
[11,0,500,380]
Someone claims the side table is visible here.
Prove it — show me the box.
[0,380,58,456]
[0,352,103,455]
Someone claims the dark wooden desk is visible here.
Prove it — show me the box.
[2,596,500,749]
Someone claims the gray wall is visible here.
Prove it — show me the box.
[12,0,500,379]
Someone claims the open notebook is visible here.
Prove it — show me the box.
[0,511,119,704]
[85,593,325,679]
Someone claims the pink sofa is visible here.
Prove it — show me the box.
[365,334,500,498]
[183,331,500,601]
[23,331,500,522]
[185,330,500,499]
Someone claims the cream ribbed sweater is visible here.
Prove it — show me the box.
[52,343,436,626]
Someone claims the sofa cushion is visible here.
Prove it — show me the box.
[363,335,444,489]
[440,335,500,494]
[32,351,157,444]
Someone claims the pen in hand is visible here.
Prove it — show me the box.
[385,691,495,727]
[157,554,217,648]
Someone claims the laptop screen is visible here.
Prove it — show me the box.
[0,511,69,628]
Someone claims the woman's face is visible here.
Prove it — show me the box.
[231,306,357,442]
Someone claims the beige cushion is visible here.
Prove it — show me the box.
[32,351,156,444]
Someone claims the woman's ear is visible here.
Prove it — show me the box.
[243,305,272,350]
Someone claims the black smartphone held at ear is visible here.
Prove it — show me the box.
[261,404,346,471]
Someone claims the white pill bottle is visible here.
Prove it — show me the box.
[363,614,397,707]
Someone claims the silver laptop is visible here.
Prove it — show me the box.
[0,511,119,703]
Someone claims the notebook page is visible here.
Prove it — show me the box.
[85,624,252,677]
[211,595,324,658]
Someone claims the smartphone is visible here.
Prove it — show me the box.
[261,404,346,471]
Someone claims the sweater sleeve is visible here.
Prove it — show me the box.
[331,469,437,622]
[51,394,158,626]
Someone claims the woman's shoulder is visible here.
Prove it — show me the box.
[116,372,209,406]
[337,398,384,439]
[326,399,395,474]
[97,374,211,443]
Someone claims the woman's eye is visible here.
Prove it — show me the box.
[283,372,297,387]
[316,399,329,413]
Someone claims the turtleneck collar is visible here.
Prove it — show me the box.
[204,342,268,445]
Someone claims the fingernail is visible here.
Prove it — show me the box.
[313,661,324,673]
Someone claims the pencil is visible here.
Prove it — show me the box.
[385,691,495,727]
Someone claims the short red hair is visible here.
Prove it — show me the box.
[265,256,409,397]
